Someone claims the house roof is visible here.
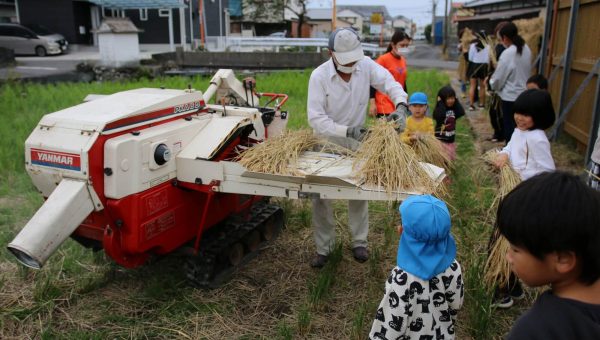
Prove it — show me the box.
[87,0,185,9]
[455,5,542,21]
[393,15,410,21]
[463,0,511,8]
[306,8,333,21]
[337,5,392,21]
[94,17,142,33]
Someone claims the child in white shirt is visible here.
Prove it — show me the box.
[494,89,556,180]
[491,88,556,308]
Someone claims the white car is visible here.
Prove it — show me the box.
[0,23,68,56]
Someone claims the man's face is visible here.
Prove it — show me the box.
[330,52,358,74]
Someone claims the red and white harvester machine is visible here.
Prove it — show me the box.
[7,70,443,287]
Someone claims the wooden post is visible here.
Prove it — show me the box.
[199,0,205,48]
[332,0,336,30]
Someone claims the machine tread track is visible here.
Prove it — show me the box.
[184,202,284,288]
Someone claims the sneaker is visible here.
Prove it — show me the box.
[352,246,369,263]
[469,105,476,111]
[510,283,525,300]
[310,254,328,268]
[492,295,514,309]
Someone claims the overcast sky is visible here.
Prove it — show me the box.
[307,0,449,28]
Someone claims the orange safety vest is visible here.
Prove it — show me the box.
[374,52,408,115]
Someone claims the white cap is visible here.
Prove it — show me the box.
[328,28,364,65]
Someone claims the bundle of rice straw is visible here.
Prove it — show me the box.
[412,134,452,170]
[352,120,437,197]
[482,149,521,210]
[238,129,350,176]
[460,27,474,53]
[482,149,522,288]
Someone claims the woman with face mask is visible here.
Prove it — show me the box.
[369,30,412,118]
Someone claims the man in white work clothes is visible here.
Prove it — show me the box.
[307,28,410,268]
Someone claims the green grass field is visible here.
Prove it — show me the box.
[0,70,528,339]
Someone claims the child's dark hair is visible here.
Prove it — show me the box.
[526,74,548,90]
[497,171,600,284]
[499,22,525,55]
[437,85,456,105]
[513,89,555,130]
[386,30,411,53]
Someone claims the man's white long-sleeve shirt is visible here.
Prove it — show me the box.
[307,57,408,137]
[489,44,532,102]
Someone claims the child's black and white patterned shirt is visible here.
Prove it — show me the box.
[369,260,464,340]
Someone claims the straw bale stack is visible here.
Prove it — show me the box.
[514,17,545,65]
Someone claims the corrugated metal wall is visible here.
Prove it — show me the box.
[545,0,600,153]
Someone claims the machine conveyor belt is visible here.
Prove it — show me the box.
[177,151,445,201]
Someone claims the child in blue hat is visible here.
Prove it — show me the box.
[400,92,434,144]
[369,195,464,340]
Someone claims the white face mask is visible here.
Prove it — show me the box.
[333,55,357,74]
[397,47,410,55]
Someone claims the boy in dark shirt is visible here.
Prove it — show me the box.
[496,171,600,339]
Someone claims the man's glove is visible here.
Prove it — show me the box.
[346,126,368,141]
[387,103,409,132]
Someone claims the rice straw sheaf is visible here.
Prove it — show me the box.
[412,134,452,170]
[237,129,351,176]
[352,120,438,197]
[484,232,512,288]
[482,149,522,288]
[482,149,521,208]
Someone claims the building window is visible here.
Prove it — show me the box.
[158,9,170,17]
[139,8,148,21]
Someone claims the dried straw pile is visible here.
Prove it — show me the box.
[460,27,475,53]
[353,120,437,196]
[238,130,334,176]
[412,134,452,170]
[458,28,475,81]
[514,17,544,64]
[481,149,522,288]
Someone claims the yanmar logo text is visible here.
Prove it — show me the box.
[31,148,81,171]
[173,101,201,114]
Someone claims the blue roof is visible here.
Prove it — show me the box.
[229,0,242,17]
[87,0,185,9]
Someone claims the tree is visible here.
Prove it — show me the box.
[284,0,309,38]
[243,0,309,37]
[424,24,432,43]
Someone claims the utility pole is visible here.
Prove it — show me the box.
[199,0,205,48]
[332,0,336,30]
[443,0,448,54]
[431,0,436,44]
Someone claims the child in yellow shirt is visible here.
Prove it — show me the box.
[401,92,434,144]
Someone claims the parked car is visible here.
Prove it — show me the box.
[268,31,287,38]
[413,32,426,41]
[0,23,68,56]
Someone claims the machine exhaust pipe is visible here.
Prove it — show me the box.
[7,179,95,269]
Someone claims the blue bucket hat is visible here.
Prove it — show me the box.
[397,195,456,280]
[409,92,428,105]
